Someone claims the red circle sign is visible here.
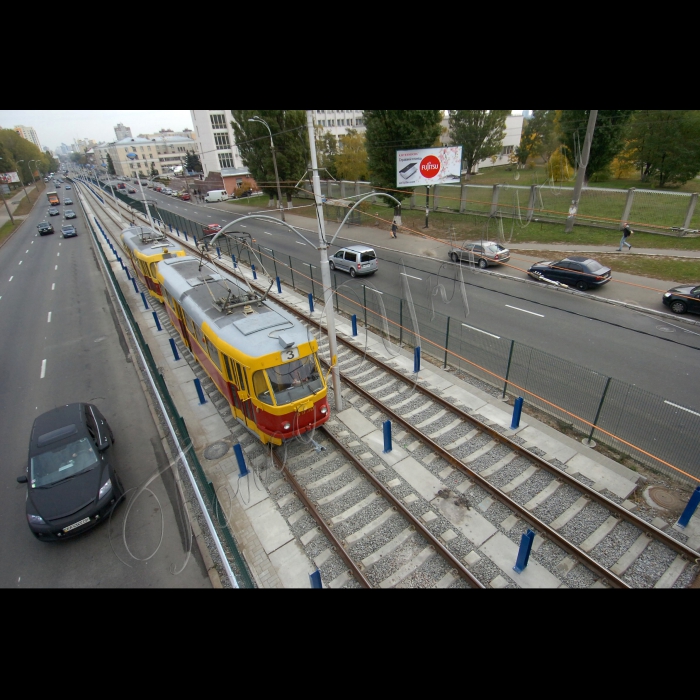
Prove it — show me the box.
[419,155,441,179]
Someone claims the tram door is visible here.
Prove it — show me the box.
[172,301,191,350]
[236,362,257,427]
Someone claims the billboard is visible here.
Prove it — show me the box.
[0,171,20,184]
[396,146,463,188]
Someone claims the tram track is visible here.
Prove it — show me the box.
[81,181,700,588]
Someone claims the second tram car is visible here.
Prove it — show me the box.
[157,255,329,444]
[121,225,187,302]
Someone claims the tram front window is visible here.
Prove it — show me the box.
[262,355,324,406]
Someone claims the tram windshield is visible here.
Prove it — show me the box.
[262,354,324,405]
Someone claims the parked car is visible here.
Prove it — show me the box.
[204,189,229,202]
[16,403,122,541]
[55,184,61,189]
[117,183,126,189]
[48,208,60,216]
[64,210,77,219]
[449,240,510,268]
[527,256,612,291]
[61,224,77,238]
[64,198,73,205]
[154,186,163,192]
[202,223,222,235]
[127,187,136,194]
[180,193,191,201]
[329,245,378,277]
[38,221,54,235]
[663,285,700,315]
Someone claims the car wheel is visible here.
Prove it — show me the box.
[575,280,588,291]
[450,252,459,263]
[670,300,687,314]
[329,261,335,271]
[350,268,357,278]
[478,258,488,269]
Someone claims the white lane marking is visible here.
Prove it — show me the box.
[31,241,33,244]
[57,252,60,257]
[8,276,13,281]
[302,263,317,269]
[400,272,423,281]
[55,265,58,270]
[47,312,52,323]
[19,261,22,265]
[52,283,55,290]
[59,242,61,246]
[505,304,544,317]
[664,401,700,418]
[26,250,28,253]
[240,225,247,228]
[264,231,274,235]
[40,359,47,379]
[296,241,306,245]
[462,323,500,339]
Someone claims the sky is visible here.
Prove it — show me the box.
[0,110,193,151]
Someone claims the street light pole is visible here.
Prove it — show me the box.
[126,152,155,229]
[305,109,342,412]
[249,116,285,222]
[28,160,39,186]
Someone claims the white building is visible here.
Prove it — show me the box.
[440,112,524,171]
[14,125,42,152]
[114,123,132,140]
[311,110,365,137]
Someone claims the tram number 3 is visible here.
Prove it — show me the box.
[281,347,300,363]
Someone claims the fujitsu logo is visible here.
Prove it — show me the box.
[419,155,440,178]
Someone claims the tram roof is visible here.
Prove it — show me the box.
[122,225,185,256]
[159,256,311,358]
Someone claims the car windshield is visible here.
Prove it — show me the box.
[30,437,99,488]
[264,354,324,405]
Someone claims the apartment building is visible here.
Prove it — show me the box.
[14,125,42,151]
[114,123,132,140]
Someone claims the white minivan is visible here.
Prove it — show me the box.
[205,190,229,203]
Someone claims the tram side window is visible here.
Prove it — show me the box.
[224,356,235,384]
[139,260,149,278]
[253,370,274,405]
[149,263,158,278]
[204,336,222,372]
[236,362,249,395]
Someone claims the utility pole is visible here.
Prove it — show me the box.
[565,110,598,233]
[306,110,342,412]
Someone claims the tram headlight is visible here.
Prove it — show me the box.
[282,423,291,431]
[320,406,327,415]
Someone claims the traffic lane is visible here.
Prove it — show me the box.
[0,204,209,588]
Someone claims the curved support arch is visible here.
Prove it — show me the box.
[329,192,402,246]
[208,214,317,249]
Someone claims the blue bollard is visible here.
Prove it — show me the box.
[184,231,188,241]
[193,235,197,245]
[352,314,358,336]
[194,377,206,405]
[233,443,248,476]
[168,224,172,232]
[152,311,162,331]
[276,276,282,294]
[169,338,180,361]
[131,278,138,293]
[176,227,180,237]
[513,529,535,573]
[232,255,237,268]
[511,397,524,429]
[309,570,322,589]
[126,267,131,280]
[217,247,221,259]
[383,420,392,453]
[252,264,257,280]
[119,258,124,270]
[414,346,421,373]
[308,293,314,313]
[678,486,700,528]
[140,292,148,309]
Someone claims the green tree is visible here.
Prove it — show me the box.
[70,151,87,166]
[335,129,368,181]
[0,128,46,184]
[520,110,558,163]
[448,110,510,177]
[230,110,308,207]
[185,150,202,173]
[364,110,443,202]
[627,110,700,187]
[150,162,158,177]
[106,153,116,175]
[559,110,634,182]
[315,129,338,179]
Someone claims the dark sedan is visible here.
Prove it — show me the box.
[17,403,123,541]
[37,221,54,235]
[64,198,73,205]
[48,208,60,216]
[64,209,76,219]
[663,285,700,315]
[527,255,611,291]
[61,224,77,238]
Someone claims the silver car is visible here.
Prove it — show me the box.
[329,245,378,277]
[449,240,510,268]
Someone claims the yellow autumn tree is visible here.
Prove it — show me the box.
[335,129,368,181]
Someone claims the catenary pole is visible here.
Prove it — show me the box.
[306,110,342,412]
[564,110,598,233]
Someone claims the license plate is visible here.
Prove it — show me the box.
[64,517,90,533]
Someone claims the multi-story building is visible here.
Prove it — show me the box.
[138,128,196,141]
[114,123,132,140]
[14,125,42,151]
[311,110,365,137]
[95,135,203,178]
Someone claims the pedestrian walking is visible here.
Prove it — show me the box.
[618,222,633,251]
[391,222,398,238]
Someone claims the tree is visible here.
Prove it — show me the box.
[0,128,46,184]
[448,110,510,177]
[520,110,558,163]
[70,151,87,166]
[314,129,338,179]
[335,129,368,181]
[230,110,308,207]
[150,163,158,177]
[364,110,443,202]
[626,110,700,187]
[106,153,116,175]
[185,150,202,173]
[559,110,634,182]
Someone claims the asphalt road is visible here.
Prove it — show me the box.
[0,181,210,588]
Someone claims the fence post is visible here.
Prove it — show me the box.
[252,264,257,280]
[355,180,360,197]
[363,285,367,328]
[443,316,450,368]
[233,443,248,477]
[410,191,416,210]
[414,346,421,373]
[677,486,700,529]
[340,180,346,199]
[513,529,535,573]
[271,249,278,278]
[527,185,538,222]
[620,188,636,230]
[501,340,515,399]
[460,182,467,213]
[683,193,698,231]
[582,376,612,447]
[490,184,501,216]
[216,247,221,259]
[399,298,403,347]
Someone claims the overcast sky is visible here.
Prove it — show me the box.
[0,110,193,151]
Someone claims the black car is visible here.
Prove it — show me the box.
[64,209,76,219]
[48,208,59,216]
[55,184,61,189]
[17,403,122,541]
[64,198,73,205]
[61,224,77,238]
[38,221,54,235]
[663,285,700,315]
[527,256,612,291]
